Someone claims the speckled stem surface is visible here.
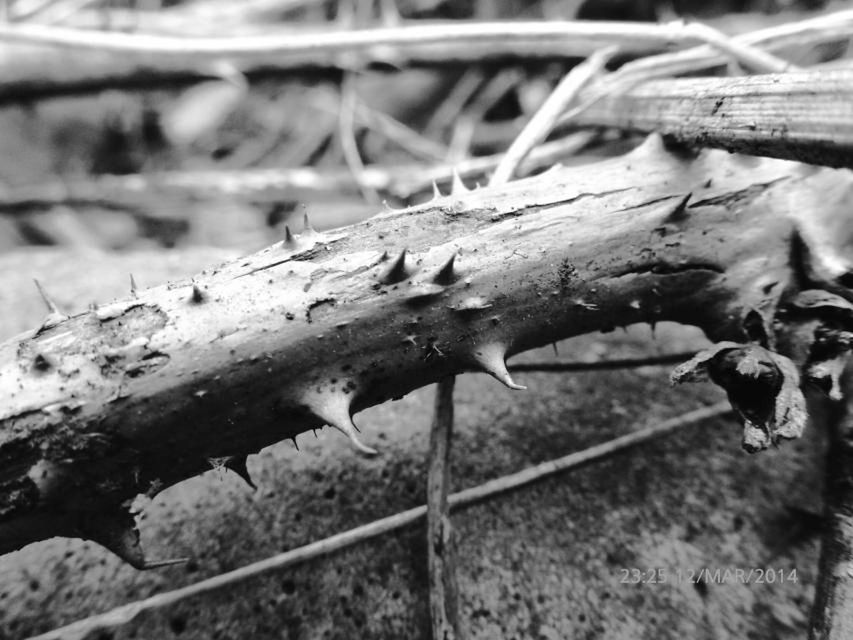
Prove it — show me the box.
[1,135,852,566]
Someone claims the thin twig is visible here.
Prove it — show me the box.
[678,20,800,73]
[507,352,698,373]
[338,74,380,205]
[354,101,449,162]
[424,69,485,139]
[0,20,717,55]
[447,68,523,162]
[30,402,731,640]
[32,0,99,25]
[591,10,849,97]
[489,46,616,186]
[427,377,460,640]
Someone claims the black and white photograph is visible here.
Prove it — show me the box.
[0,0,851,638]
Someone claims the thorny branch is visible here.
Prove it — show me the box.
[2,134,853,570]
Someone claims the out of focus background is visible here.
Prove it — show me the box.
[0,0,849,638]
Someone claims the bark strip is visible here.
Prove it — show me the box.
[575,68,853,168]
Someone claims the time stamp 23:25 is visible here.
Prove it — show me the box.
[618,567,799,585]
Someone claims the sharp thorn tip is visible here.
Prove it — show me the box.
[33,279,62,315]
[451,168,469,194]
[191,283,206,304]
[473,344,526,391]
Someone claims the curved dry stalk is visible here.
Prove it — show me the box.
[338,74,380,205]
[599,9,853,86]
[488,46,616,187]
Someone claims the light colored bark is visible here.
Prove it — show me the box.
[1,135,852,567]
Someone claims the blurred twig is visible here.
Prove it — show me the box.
[338,74,380,204]
[447,68,522,162]
[489,46,615,186]
[0,131,596,215]
[2,12,851,100]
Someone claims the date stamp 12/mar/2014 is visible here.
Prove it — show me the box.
[617,567,799,586]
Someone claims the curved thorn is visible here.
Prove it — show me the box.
[451,168,468,194]
[33,279,62,315]
[130,274,139,297]
[306,390,378,456]
[303,213,317,235]
[191,283,206,304]
[291,437,300,451]
[433,253,457,285]
[80,511,147,569]
[431,180,443,200]
[664,193,692,223]
[284,225,297,247]
[379,249,411,285]
[225,455,257,491]
[473,343,527,390]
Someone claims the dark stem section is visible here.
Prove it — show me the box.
[810,371,853,639]
[1,135,852,565]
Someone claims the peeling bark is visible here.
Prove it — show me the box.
[2,134,853,566]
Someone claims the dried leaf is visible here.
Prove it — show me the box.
[672,343,807,452]
[669,341,742,384]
